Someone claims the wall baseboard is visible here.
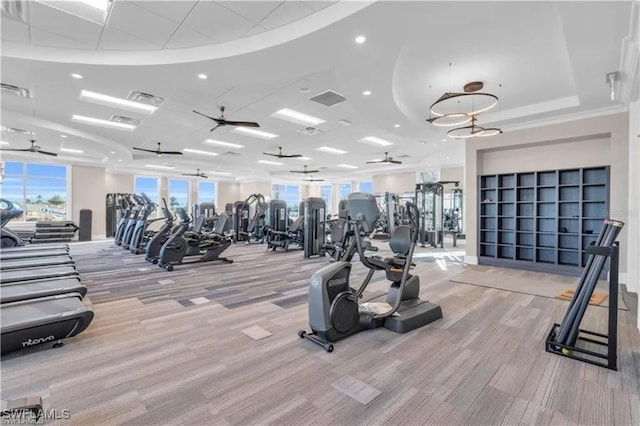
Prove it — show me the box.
[465,255,479,265]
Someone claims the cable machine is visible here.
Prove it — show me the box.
[415,181,460,248]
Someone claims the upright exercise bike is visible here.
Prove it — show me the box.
[299,192,443,352]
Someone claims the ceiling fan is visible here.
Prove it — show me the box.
[290,165,319,174]
[366,152,402,165]
[182,169,208,179]
[0,139,57,156]
[193,106,260,132]
[133,142,183,156]
[263,146,303,159]
[303,176,324,182]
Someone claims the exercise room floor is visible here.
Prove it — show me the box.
[2,241,639,425]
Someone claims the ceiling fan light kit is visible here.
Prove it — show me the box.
[427,79,502,138]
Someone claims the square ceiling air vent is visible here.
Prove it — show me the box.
[310,90,346,107]
[127,91,164,107]
[1,83,32,99]
[297,127,324,136]
[110,115,141,126]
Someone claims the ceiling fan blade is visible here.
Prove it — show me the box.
[193,110,221,122]
[262,152,280,157]
[160,151,184,155]
[222,120,260,128]
[132,147,157,153]
[0,148,32,152]
[200,175,209,179]
[279,154,303,158]
[38,150,58,156]
[390,160,402,164]
[181,173,198,177]
[366,160,384,164]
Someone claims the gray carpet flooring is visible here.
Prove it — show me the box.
[1,240,639,425]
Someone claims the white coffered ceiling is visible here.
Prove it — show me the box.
[0,1,636,183]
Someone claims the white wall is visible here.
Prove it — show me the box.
[105,172,133,194]
[372,171,416,193]
[71,165,106,238]
[441,167,464,190]
[239,181,271,199]
[217,181,240,208]
[465,113,630,276]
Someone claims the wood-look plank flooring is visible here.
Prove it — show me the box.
[1,240,639,425]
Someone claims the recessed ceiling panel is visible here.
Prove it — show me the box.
[183,1,254,42]
[100,27,162,51]
[131,1,198,24]
[258,1,314,30]
[29,1,102,47]
[216,1,283,25]
[108,1,180,46]
[165,25,215,50]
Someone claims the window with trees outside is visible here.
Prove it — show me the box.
[0,161,68,222]
[338,183,352,202]
[359,181,373,193]
[197,181,216,206]
[271,183,300,218]
[168,179,189,212]
[320,184,332,216]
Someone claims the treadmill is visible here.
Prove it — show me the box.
[1,256,75,271]
[1,249,72,260]
[0,277,87,304]
[0,265,79,284]
[1,293,94,354]
[2,244,69,253]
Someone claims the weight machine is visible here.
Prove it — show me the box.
[415,181,462,248]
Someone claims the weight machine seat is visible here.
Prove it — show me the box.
[366,225,413,270]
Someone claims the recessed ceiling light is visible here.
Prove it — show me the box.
[70,73,84,79]
[299,87,310,93]
[207,171,232,176]
[271,108,326,126]
[198,74,207,80]
[183,148,218,157]
[359,136,394,146]
[362,90,372,96]
[446,156,451,159]
[441,138,447,142]
[232,127,278,139]
[110,151,115,154]
[118,159,122,162]
[71,115,137,131]
[145,164,175,170]
[60,148,83,154]
[79,90,158,114]
[0,141,9,145]
[59,134,67,138]
[394,124,400,128]
[316,146,348,155]
[204,139,244,149]
[337,164,358,169]
[257,160,283,165]
[355,35,366,44]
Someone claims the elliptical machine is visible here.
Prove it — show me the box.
[299,192,443,352]
[1,199,26,248]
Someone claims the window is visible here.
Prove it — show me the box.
[134,177,159,205]
[359,181,373,193]
[272,183,300,218]
[321,184,332,216]
[0,161,68,222]
[198,181,216,205]
[168,179,189,212]
[339,183,352,201]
